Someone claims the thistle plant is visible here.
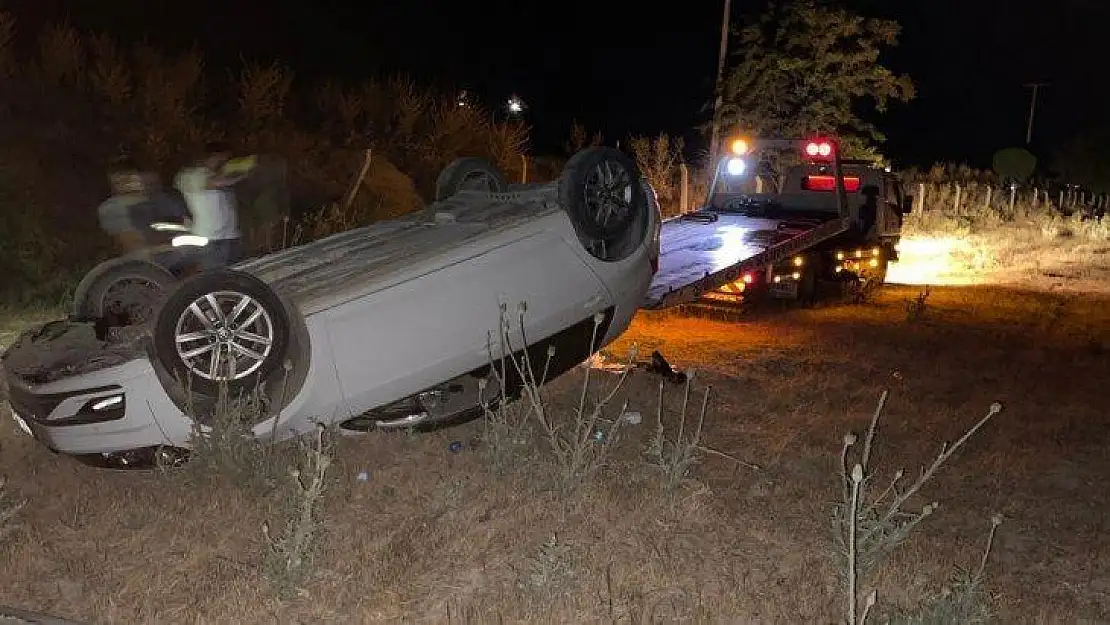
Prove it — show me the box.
[833,390,1004,624]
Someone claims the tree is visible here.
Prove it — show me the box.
[991,147,1037,185]
[629,133,686,216]
[1051,126,1110,193]
[564,120,603,156]
[716,0,914,158]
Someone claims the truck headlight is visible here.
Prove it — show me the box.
[725,157,747,176]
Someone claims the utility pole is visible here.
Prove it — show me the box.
[1023,82,1048,145]
[708,0,733,165]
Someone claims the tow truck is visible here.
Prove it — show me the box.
[643,136,914,312]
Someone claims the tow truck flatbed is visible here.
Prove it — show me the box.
[644,210,850,309]
[639,135,908,312]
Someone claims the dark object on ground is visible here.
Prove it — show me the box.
[0,603,88,624]
[646,350,688,384]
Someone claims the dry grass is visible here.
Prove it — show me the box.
[0,304,67,352]
[2,269,1110,622]
[0,474,25,546]
[890,178,1110,299]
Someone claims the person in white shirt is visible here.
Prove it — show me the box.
[174,141,248,269]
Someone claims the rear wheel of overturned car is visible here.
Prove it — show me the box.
[72,258,180,329]
[559,146,646,241]
[435,157,508,201]
[153,268,291,397]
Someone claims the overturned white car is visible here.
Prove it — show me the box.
[1,147,661,466]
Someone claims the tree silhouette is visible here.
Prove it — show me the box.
[717,0,914,156]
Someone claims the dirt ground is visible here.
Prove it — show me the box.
[2,248,1110,623]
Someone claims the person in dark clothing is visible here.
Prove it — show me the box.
[97,157,150,254]
[859,184,880,236]
[97,156,191,255]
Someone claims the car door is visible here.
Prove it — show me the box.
[323,226,610,417]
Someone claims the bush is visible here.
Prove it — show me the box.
[629,133,688,217]
[0,12,529,304]
[902,179,1109,242]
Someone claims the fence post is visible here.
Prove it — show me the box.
[1032,187,1039,209]
[953,184,962,212]
[679,163,689,213]
[342,148,374,211]
[1058,190,1065,210]
[984,186,992,209]
[1009,185,1016,213]
[918,183,926,212]
[521,155,528,184]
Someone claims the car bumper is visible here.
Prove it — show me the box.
[3,357,193,456]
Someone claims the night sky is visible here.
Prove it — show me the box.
[15,0,1108,170]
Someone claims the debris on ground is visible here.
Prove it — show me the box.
[644,350,688,384]
[0,603,88,625]
[583,350,689,384]
[620,411,643,425]
[581,352,630,374]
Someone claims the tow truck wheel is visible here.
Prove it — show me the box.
[153,268,291,397]
[72,258,180,329]
[435,157,508,201]
[559,146,647,240]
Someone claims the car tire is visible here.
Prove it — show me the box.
[72,258,180,328]
[559,146,647,241]
[435,157,508,201]
[153,268,291,397]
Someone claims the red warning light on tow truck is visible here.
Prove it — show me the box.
[804,140,834,158]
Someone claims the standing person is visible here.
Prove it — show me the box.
[97,156,156,255]
[174,141,248,269]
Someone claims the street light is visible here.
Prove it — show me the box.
[506,94,525,116]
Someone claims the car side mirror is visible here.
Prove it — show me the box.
[901,195,914,214]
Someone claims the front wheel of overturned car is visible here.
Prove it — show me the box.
[153,268,291,397]
[435,157,509,201]
[559,146,647,241]
[72,258,180,329]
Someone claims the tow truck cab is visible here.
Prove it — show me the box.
[700,137,914,303]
